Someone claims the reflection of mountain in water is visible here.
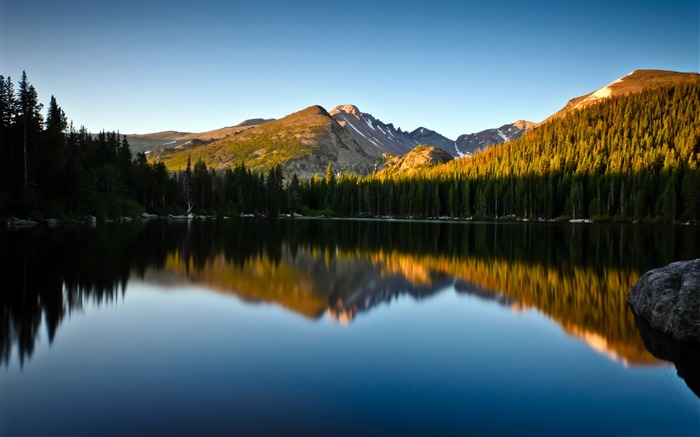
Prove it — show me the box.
[3,219,700,369]
[148,244,657,365]
[145,249,460,321]
[143,245,519,324]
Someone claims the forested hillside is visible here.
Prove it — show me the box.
[316,82,700,221]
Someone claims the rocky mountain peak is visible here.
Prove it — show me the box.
[513,120,536,130]
[329,104,362,119]
[410,127,432,136]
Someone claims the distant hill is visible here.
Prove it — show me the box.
[123,131,190,154]
[126,119,273,154]
[130,130,191,141]
[542,69,700,123]
[178,119,275,141]
[151,106,376,178]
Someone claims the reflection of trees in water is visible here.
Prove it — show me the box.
[0,223,183,366]
[1,227,122,366]
[2,220,699,366]
[366,250,649,362]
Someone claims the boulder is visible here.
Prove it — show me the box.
[628,259,700,342]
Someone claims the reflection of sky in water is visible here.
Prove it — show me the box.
[3,282,698,436]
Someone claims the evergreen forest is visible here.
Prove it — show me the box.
[1,72,698,223]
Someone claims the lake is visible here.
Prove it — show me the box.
[2,219,699,436]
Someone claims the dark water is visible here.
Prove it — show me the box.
[2,219,699,436]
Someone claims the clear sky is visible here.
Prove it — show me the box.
[1,0,698,139]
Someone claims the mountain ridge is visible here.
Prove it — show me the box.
[146,68,698,176]
[542,69,700,124]
[329,104,448,156]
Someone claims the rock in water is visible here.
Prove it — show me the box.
[628,259,700,342]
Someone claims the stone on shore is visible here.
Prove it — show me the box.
[628,259,700,342]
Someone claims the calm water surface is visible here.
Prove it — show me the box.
[2,219,699,436]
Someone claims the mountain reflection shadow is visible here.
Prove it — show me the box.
[3,219,699,369]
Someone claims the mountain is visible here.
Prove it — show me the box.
[126,119,274,154]
[379,145,453,177]
[145,68,691,174]
[139,104,530,170]
[329,104,456,157]
[152,105,376,178]
[123,70,700,174]
[455,120,535,156]
[543,69,700,123]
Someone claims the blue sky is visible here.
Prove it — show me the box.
[1,0,698,139]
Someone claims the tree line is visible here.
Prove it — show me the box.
[1,72,698,222]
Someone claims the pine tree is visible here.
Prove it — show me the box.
[41,95,69,211]
[681,167,699,222]
[0,76,17,210]
[182,156,193,213]
[17,71,43,191]
[0,75,16,139]
[288,174,300,214]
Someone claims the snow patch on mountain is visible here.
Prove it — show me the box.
[454,141,465,158]
[590,86,612,100]
[574,85,613,109]
[346,121,386,151]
